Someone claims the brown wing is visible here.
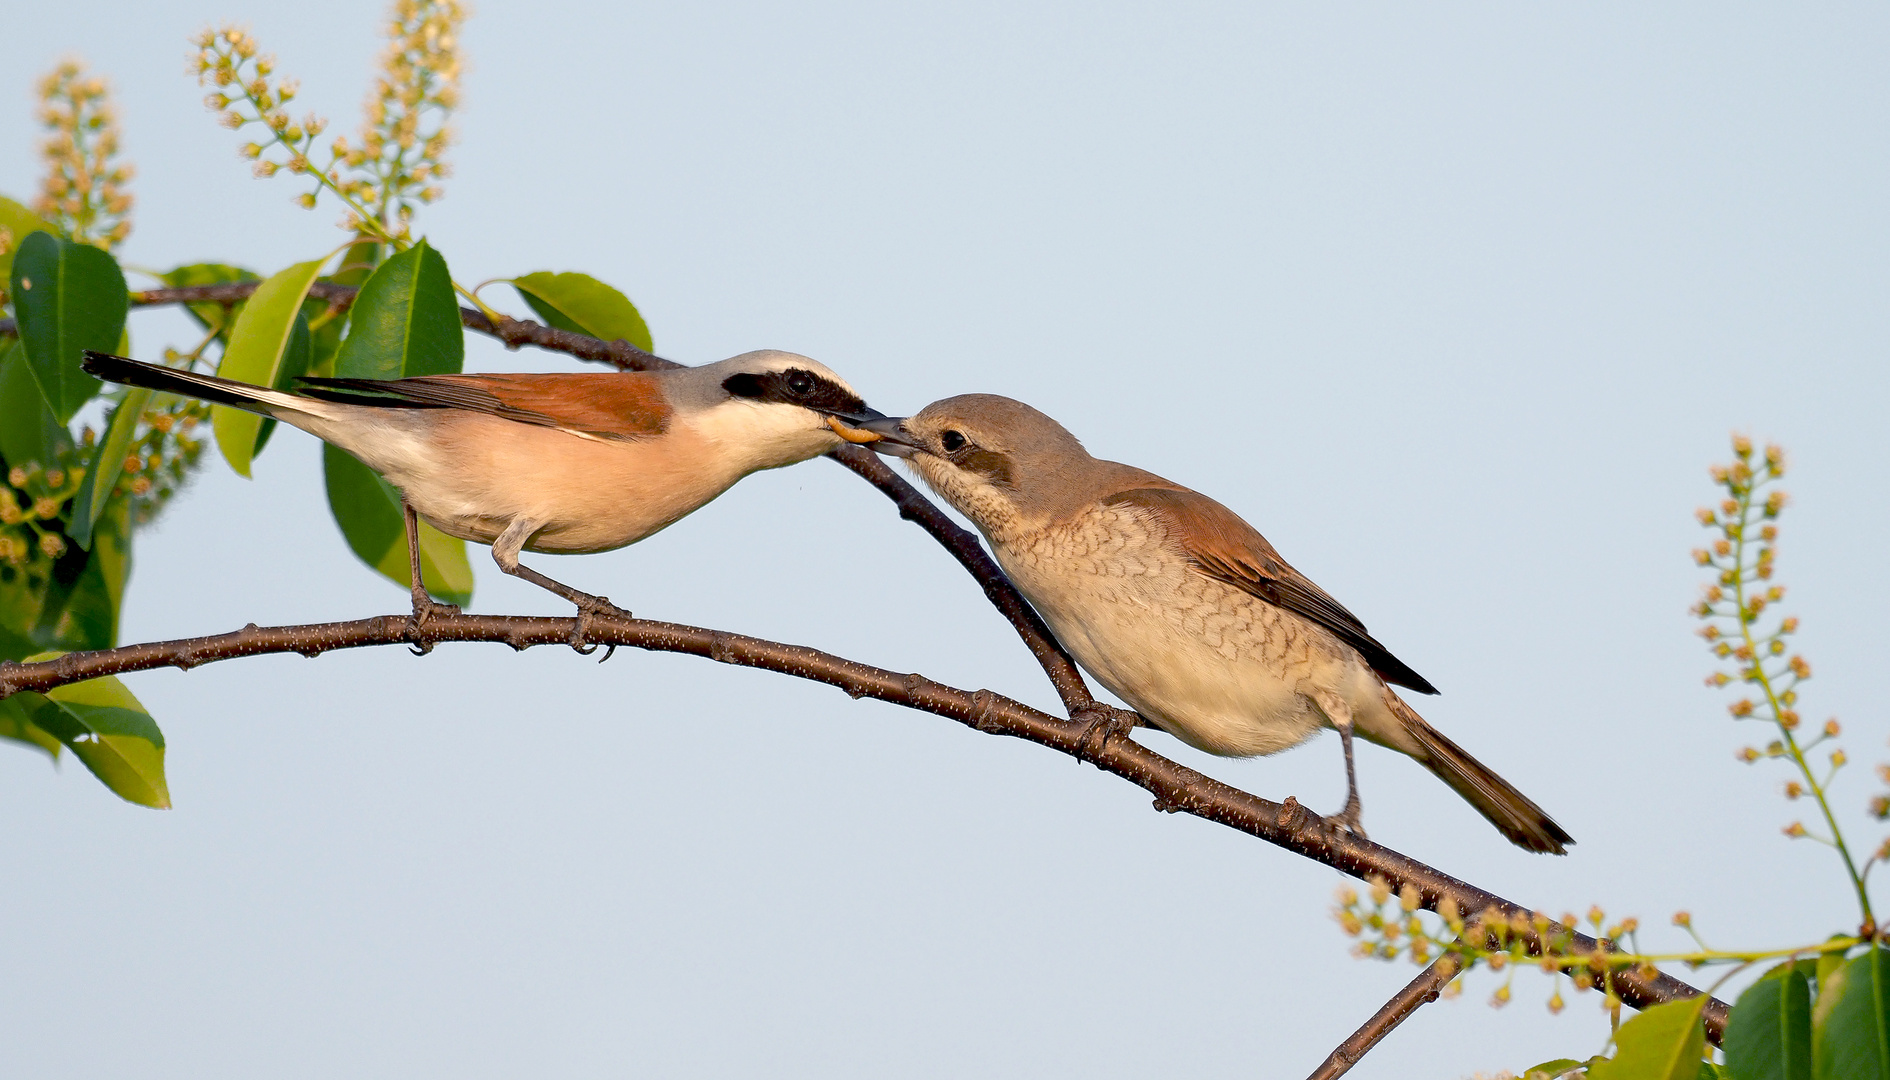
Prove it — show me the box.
[295,372,671,440]
[1102,486,1438,695]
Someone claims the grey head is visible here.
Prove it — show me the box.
[670,350,889,472]
[863,393,1127,539]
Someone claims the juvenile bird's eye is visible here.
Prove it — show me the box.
[786,371,814,396]
[940,430,967,453]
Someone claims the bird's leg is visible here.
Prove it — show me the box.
[1312,690,1369,840]
[491,517,631,658]
[1070,701,1141,758]
[403,498,461,654]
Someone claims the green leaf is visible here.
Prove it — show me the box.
[323,239,471,601]
[322,444,473,606]
[334,237,462,379]
[67,386,151,549]
[1521,1059,1586,1079]
[13,660,168,807]
[1589,996,1710,1080]
[1729,964,1813,1080]
[0,338,74,470]
[251,311,313,457]
[330,239,383,287]
[1814,947,1890,1080]
[0,194,55,295]
[1816,940,1850,995]
[213,256,330,477]
[511,270,652,352]
[9,232,128,424]
[0,692,62,761]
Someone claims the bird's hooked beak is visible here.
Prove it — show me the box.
[850,416,918,458]
[821,405,897,446]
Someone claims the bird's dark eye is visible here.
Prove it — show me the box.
[786,371,815,397]
[940,430,967,453]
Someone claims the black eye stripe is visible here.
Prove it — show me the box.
[721,368,866,416]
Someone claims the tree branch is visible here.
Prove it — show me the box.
[0,614,1728,1042]
[1306,954,1461,1079]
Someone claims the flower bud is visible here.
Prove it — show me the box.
[1368,876,1390,907]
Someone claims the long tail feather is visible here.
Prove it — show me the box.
[1390,698,1574,854]
[80,351,302,415]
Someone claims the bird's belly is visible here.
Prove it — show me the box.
[315,413,736,555]
[998,547,1333,758]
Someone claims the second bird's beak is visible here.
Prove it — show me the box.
[851,415,917,458]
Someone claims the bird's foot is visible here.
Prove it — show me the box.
[1071,703,1140,759]
[1323,797,1369,842]
[569,594,632,661]
[406,594,462,656]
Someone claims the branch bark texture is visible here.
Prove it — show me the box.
[0,614,1728,1041]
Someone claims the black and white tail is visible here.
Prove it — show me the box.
[80,351,306,416]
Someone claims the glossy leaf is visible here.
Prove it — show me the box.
[9,232,128,424]
[0,338,73,470]
[1728,964,1813,1080]
[1521,1059,1586,1079]
[213,256,330,477]
[323,444,473,606]
[333,238,461,379]
[1816,941,1849,995]
[0,692,62,761]
[251,311,314,457]
[511,270,652,352]
[324,239,471,599]
[16,661,169,808]
[0,194,55,295]
[1814,947,1890,1080]
[1589,996,1709,1080]
[67,386,151,549]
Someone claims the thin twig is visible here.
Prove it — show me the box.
[0,614,1728,1042]
[1306,954,1461,1080]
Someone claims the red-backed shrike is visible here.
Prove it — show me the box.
[84,349,886,641]
[864,395,1571,853]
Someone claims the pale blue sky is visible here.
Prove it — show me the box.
[4,4,1889,1077]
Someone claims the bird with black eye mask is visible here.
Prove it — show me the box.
[83,348,888,647]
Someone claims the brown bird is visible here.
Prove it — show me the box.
[83,349,887,640]
[864,395,1572,853]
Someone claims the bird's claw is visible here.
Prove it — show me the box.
[406,596,461,656]
[1323,799,1369,842]
[569,595,631,660]
[1071,703,1139,759]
